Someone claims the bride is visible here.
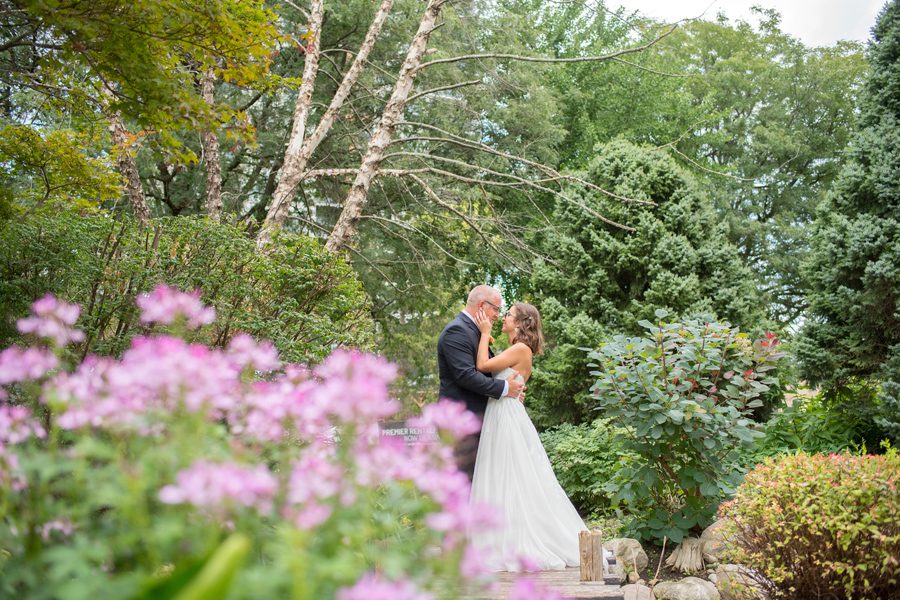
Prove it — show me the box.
[469,302,590,572]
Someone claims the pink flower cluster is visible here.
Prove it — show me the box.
[136,284,216,329]
[336,573,434,600]
[0,405,46,444]
[159,461,278,515]
[0,347,58,390]
[1,292,557,598]
[16,295,84,346]
[409,399,481,440]
[51,336,243,429]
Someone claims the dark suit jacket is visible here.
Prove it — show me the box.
[437,312,506,417]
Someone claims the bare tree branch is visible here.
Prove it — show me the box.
[394,121,655,205]
[415,23,678,72]
[384,151,636,231]
[407,78,483,104]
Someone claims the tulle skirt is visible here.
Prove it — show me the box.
[469,395,587,571]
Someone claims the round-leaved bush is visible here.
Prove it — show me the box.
[588,311,783,542]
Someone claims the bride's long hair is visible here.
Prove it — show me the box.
[511,302,544,355]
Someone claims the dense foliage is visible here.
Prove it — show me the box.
[746,393,862,464]
[538,419,624,518]
[588,313,783,542]
[528,140,765,428]
[0,290,565,599]
[0,210,374,363]
[796,0,900,442]
[721,451,900,599]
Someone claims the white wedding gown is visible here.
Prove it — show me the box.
[469,368,592,572]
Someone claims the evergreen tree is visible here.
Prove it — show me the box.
[796,0,900,441]
[528,139,764,427]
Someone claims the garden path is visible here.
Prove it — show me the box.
[472,568,624,599]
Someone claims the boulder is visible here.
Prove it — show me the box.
[605,538,649,577]
[714,564,768,600]
[700,519,732,564]
[653,576,721,600]
[622,583,654,600]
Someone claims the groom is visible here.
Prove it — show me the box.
[437,285,524,479]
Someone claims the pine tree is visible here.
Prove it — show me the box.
[796,0,900,440]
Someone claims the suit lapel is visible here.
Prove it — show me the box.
[458,312,494,358]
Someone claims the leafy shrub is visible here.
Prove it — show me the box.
[720,451,900,599]
[588,311,783,542]
[0,209,373,363]
[744,393,861,465]
[0,289,563,599]
[539,419,624,518]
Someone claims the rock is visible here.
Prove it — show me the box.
[653,576,721,600]
[605,538,649,577]
[700,519,732,564]
[622,583,654,600]
[714,564,768,600]
[665,537,705,574]
[628,571,641,583]
[708,573,718,584]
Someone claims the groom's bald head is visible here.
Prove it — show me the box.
[466,285,501,311]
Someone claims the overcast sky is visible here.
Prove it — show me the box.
[610,0,886,47]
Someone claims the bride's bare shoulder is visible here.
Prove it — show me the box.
[511,342,533,356]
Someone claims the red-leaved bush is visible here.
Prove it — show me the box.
[720,452,900,599]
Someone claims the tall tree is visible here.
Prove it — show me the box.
[528,139,764,427]
[540,6,867,326]
[796,0,899,440]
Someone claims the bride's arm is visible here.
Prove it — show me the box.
[475,310,527,372]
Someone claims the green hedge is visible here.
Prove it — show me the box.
[0,210,373,362]
[721,451,900,599]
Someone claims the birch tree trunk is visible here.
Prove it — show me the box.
[325,0,446,253]
[102,87,151,225]
[255,0,325,246]
[200,67,223,220]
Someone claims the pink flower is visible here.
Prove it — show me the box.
[0,346,59,385]
[52,336,242,429]
[460,544,493,579]
[309,350,400,425]
[136,284,215,329]
[427,498,500,535]
[0,405,46,444]
[315,349,398,384]
[158,461,278,515]
[227,334,280,372]
[408,400,481,440]
[16,295,84,346]
[40,519,75,540]
[337,573,433,600]
[506,577,565,600]
[287,449,343,502]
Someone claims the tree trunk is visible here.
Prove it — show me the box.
[325,0,446,253]
[258,0,395,247]
[255,0,325,246]
[103,87,151,225]
[200,67,223,220]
